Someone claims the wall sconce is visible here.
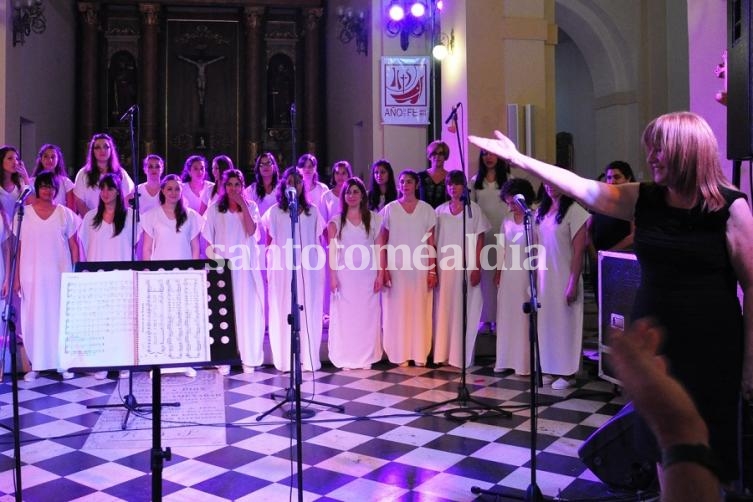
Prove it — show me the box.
[337,6,368,56]
[13,0,47,47]
[385,0,430,51]
[432,29,453,60]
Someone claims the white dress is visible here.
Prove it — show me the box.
[19,205,80,372]
[141,206,203,260]
[536,203,589,375]
[73,168,135,212]
[262,204,325,372]
[136,183,161,214]
[79,208,140,261]
[433,201,490,368]
[380,200,436,365]
[471,176,510,323]
[306,181,329,219]
[0,184,27,226]
[30,176,74,207]
[495,216,532,374]
[202,202,265,367]
[327,212,383,369]
[321,189,342,223]
[182,181,214,213]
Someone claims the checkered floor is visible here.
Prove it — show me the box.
[0,361,638,502]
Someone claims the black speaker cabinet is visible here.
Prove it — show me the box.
[728,0,753,159]
[598,251,641,385]
[578,403,658,491]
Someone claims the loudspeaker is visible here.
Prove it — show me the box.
[578,403,658,491]
[598,251,641,385]
[728,0,753,159]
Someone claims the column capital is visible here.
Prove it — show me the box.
[77,2,99,27]
[139,3,161,26]
[303,8,323,32]
[243,7,265,33]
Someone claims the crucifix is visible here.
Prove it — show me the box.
[178,54,225,126]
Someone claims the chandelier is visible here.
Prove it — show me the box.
[13,0,47,47]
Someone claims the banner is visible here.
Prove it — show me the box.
[381,56,431,125]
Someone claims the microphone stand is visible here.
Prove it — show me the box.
[417,105,510,421]
[0,198,28,502]
[473,204,545,501]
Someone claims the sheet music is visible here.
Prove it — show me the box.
[136,270,211,365]
[59,271,136,368]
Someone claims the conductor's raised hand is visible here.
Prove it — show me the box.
[468,130,521,164]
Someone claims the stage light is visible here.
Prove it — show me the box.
[388,0,405,21]
[410,1,427,18]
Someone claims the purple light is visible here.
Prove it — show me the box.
[388,3,405,21]
[436,0,444,10]
[410,1,426,18]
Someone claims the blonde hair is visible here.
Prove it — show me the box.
[641,111,733,212]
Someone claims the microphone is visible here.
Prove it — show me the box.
[285,186,298,206]
[512,193,531,215]
[16,187,32,206]
[118,104,138,122]
[461,186,472,217]
[444,102,461,125]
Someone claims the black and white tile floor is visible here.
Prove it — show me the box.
[0,362,640,502]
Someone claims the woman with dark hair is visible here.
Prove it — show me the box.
[262,166,326,372]
[533,183,589,389]
[418,140,450,208]
[180,154,212,213]
[0,145,31,223]
[245,152,279,217]
[378,169,437,366]
[367,159,398,211]
[327,177,384,370]
[18,172,80,382]
[31,144,74,211]
[73,133,134,215]
[494,178,537,375]
[79,173,139,262]
[321,160,353,222]
[141,174,202,261]
[203,169,264,374]
[471,149,511,332]
[204,154,234,211]
[297,153,328,217]
[136,154,164,214]
[433,170,490,368]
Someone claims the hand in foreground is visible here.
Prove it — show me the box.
[468,131,521,164]
[609,318,708,448]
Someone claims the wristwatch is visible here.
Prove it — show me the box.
[661,443,723,479]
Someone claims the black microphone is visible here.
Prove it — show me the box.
[461,186,473,217]
[513,193,531,214]
[285,186,298,205]
[16,187,32,206]
[118,104,138,122]
[444,102,461,124]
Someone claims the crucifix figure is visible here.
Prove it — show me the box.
[178,54,225,106]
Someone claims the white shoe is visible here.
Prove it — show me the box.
[184,368,197,378]
[217,365,230,376]
[551,377,575,390]
[119,370,130,379]
[242,365,255,374]
[60,371,74,380]
[23,371,38,382]
[93,371,108,380]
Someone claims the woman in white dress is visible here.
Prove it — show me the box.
[321,160,353,223]
[297,154,328,217]
[494,178,536,375]
[202,154,234,212]
[180,155,212,213]
[470,149,511,332]
[433,170,490,369]
[367,159,397,212]
[535,183,589,389]
[17,172,80,381]
[262,167,325,372]
[0,145,30,225]
[203,169,264,375]
[136,154,163,215]
[73,133,135,215]
[327,177,383,370]
[141,174,202,261]
[80,173,140,262]
[30,144,75,211]
[378,170,437,366]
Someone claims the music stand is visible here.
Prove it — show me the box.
[68,260,239,501]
